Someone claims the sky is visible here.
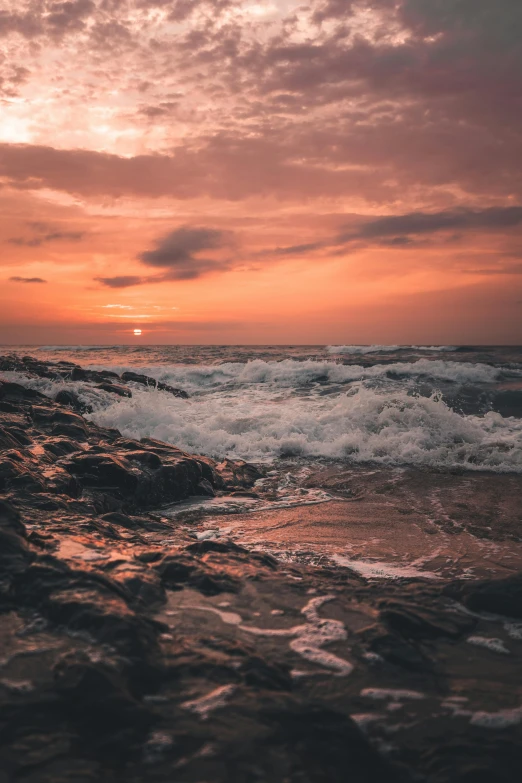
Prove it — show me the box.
[1,0,522,345]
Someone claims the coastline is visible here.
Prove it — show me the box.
[1,355,522,782]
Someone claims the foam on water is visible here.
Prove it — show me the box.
[241,594,353,677]
[469,705,522,729]
[88,357,507,389]
[5,364,522,471]
[331,555,442,580]
[88,387,522,470]
[327,345,458,355]
[181,684,236,720]
[467,636,510,654]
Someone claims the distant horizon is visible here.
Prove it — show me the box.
[2,343,522,349]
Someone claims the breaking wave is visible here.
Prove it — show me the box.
[327,345,458,355]
[85,384,522,471]
[5,355,522,472]
[88,358,512,391]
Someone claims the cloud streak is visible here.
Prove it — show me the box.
[9,276,47,283]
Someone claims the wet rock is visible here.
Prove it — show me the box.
[156,381,189,398]
[0,500,32,572]
[215,458,263,488]
[378,599,476,639]
[196,477,215,496]
[261,703,404,783]
[96,383,132,398]
[54,389,91,414]
[111,569,166,607]
[53,653,154,752]
[121,371,156,387]
[447,572,522,618]
[0,381,46,402]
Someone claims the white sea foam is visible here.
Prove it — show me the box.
[241,594,353,676]
[181,684,236,720]
[327,345,458,355]
[5,367,522,471]
[360,688,425,701]
[466,636,510,654]
[469,705,522,729]
[332,555,441,580]
[87,385,522,471]
[88,357,506,389]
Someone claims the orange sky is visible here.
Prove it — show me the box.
[1,0,522,344]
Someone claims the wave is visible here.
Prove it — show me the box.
[83,384,522,472]
[327,345,458,355]
[88,358,512,391]
[5,360,522,472]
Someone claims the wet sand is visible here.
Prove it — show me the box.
[193,467,522,581]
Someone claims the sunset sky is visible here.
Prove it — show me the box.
[1,0,521,344]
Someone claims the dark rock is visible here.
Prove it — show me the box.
[156,381,189,398]
[0,500,32,571]
[196,477,215,496]
[215,458,263,488]
[69,367,88,381]
[0,381,45,402]
[121,371,155,386]
[446,572,522,618]
[53,653,154,751]
[96,383,132,398]
[378,599,476,639]
[54,389,91,414]
[186,539,248,555]
[2,354,521,783]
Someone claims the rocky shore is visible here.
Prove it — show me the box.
[1,356,522,782]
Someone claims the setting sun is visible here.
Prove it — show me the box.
[133,329,142,336]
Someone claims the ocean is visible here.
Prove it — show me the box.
[4,344,522,473]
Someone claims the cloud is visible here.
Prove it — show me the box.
[94,226,233,288]
[8,229,85,247]
[138,226,229,279]
[94,275,147,288]
[269,206,522,257]
[9,276,47,283]
[464,263,522,276]
[351,207,522,240]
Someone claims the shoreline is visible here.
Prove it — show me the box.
[1,356,522,782]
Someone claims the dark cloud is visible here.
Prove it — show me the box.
[273,242,324,256]
[95,226,232,288]
[464,263,522,276]
[9,276,47,283]
[94,275,147,288]
[271,206,522,257]
[8,228,85,247]
[138,226,229,279]
[46,0,95,36]
[342,207,522,242]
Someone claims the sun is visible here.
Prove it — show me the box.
[133,329,142,336]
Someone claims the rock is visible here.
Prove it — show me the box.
[54,389,91,414]
[0,500,32,571]
[446,572,522,619]
[53,653,154,751]
[121,371,156,387]
[96,383,132,398]
[156,381,189,398]
[215,458,263,488]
